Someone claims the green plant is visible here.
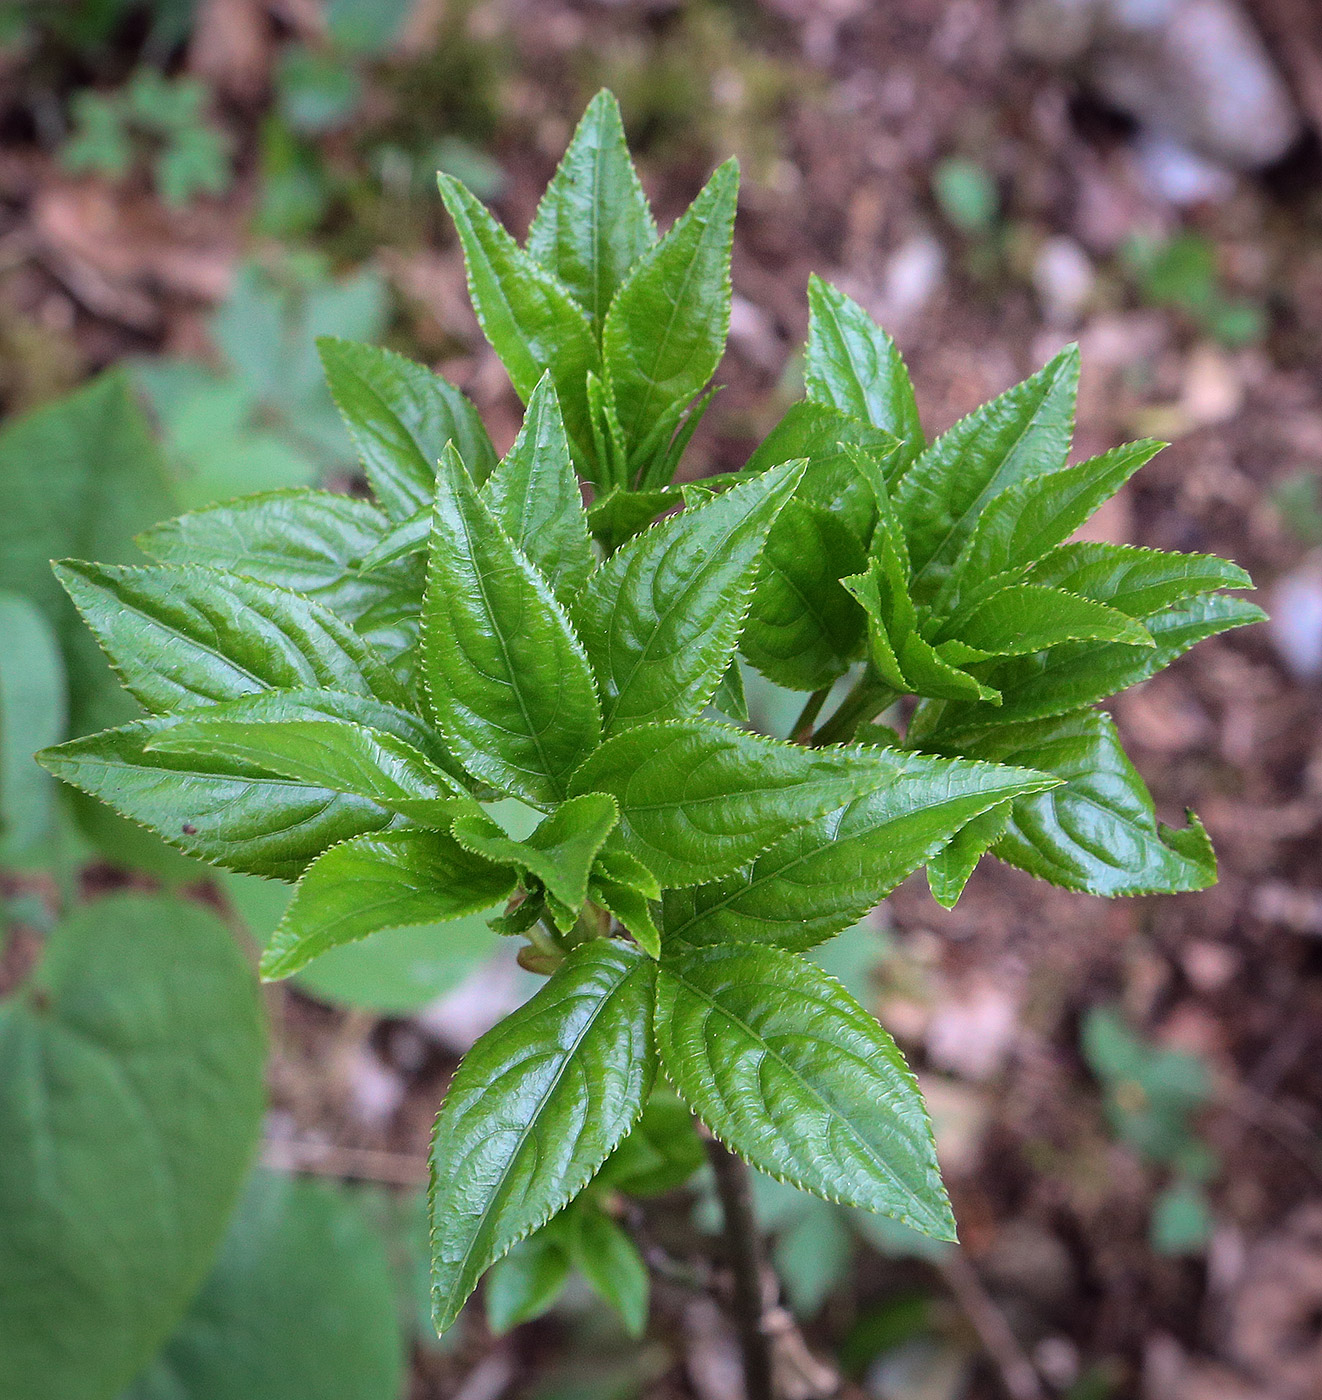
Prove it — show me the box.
[62,68,231,207]
[31,90,1260,1394]
[1083,1007,1219,1255]
[1122,231,1265,348]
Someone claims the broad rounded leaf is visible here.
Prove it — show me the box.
[655,943,953,1239]
[0,894,265,1400]
[122,1172,403,1400]
[430,940,656,1333]
[0,592,65,860]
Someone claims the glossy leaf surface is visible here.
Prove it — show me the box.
[56,561,407,714]
[602,160,737,457]
[804,276,924,471]
[526,89,657,333]
[262,827,516,978]
[925,802,1009,909]
[1025,541,1253,615]
[423,445,601,805]
[569,719,906,887]
[956,708,1218,895]
[430,941,656,1332]
[945,583,1153,655]
[663,750,1053,950]
[576,458,805,732]
[481,373,595,603]
[319,337,496,516]
[655,943,953,1238]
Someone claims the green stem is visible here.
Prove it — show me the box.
[789,687,829,743]
[811,672,895,747]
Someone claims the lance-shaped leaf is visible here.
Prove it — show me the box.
[844,557,996,703]
[148,716,473,827]
[957,709,1218,894]
[804,276,924,472]
[481,373,595,603]
[575,458,805,733]
[485,1227,572,1335]
[602,159,738,459]
[568,719,907,887]
[936,440,1163,615]
[943,583,1153,657]
[429,941,656,1333]
[925,802,1009,909]
[422,444,601,806]
[319,338,497,517]
[586,486,681,551]
[743,400,902,542]
[931,593,1264,739]
[261,828,517,979]
[1025,541,1253,615]
[655,943,954,1239]
[740,500,867,692]
[590,876,661,959]
[709,659,748,722]
[55,561,408,714]
[136,489,414,622]
[570,1204,650,1337]
[526,89,657,334]
[663,750,1054,951]
[38,719,400,880]
[452,791,619,913]
[438,173,600,466]
[896,345,1080,604]
[0,895,264,1400]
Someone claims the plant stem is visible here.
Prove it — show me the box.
[811,671,895,747]
[704,1135,775,1400]
[789,687,830,743]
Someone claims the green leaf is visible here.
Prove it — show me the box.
[957,709,1218,894]
[56,561,409,716]
[0,894,264,1400]
[925,802,1009,909]
[597,1089,705,1197]
[843,557,996,703]
[482,373,595,603]
[602,159,738,460]
[570,1205,649,1337]
[895,345,1080,605]
[932,593,1265,738]
[663,749,1054,950]
[0,593,66,860]
[430,940,656,1333]
[526,89,657,334]
[742,401,902,542]
[576,458,805,733]
[122,1172,404,1400]
[148,715,471,826]
[937,440,1163,615]
[709,658,748,722]
[261,827,517,978]
[136,489,421,638]
[452,791,619,914]
[37,717,401,880]
[484,1228,572,1334]
[569,719,912,888]
[1024,541,1253,616]
[655,942,953,1239]
[438,173,601,468]
[804,276,924,472]
[318,337,497,517]
[422,444,601,806]
[590,874,661,958]
[0,371,175,739]
[225,868,502,1014]
[741,500,867,691]
[586,485,681,551]
[944,583,1154,656]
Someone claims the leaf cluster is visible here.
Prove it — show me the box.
[35,89,1261,1335]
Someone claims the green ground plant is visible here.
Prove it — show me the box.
[16,89,1262,1397]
